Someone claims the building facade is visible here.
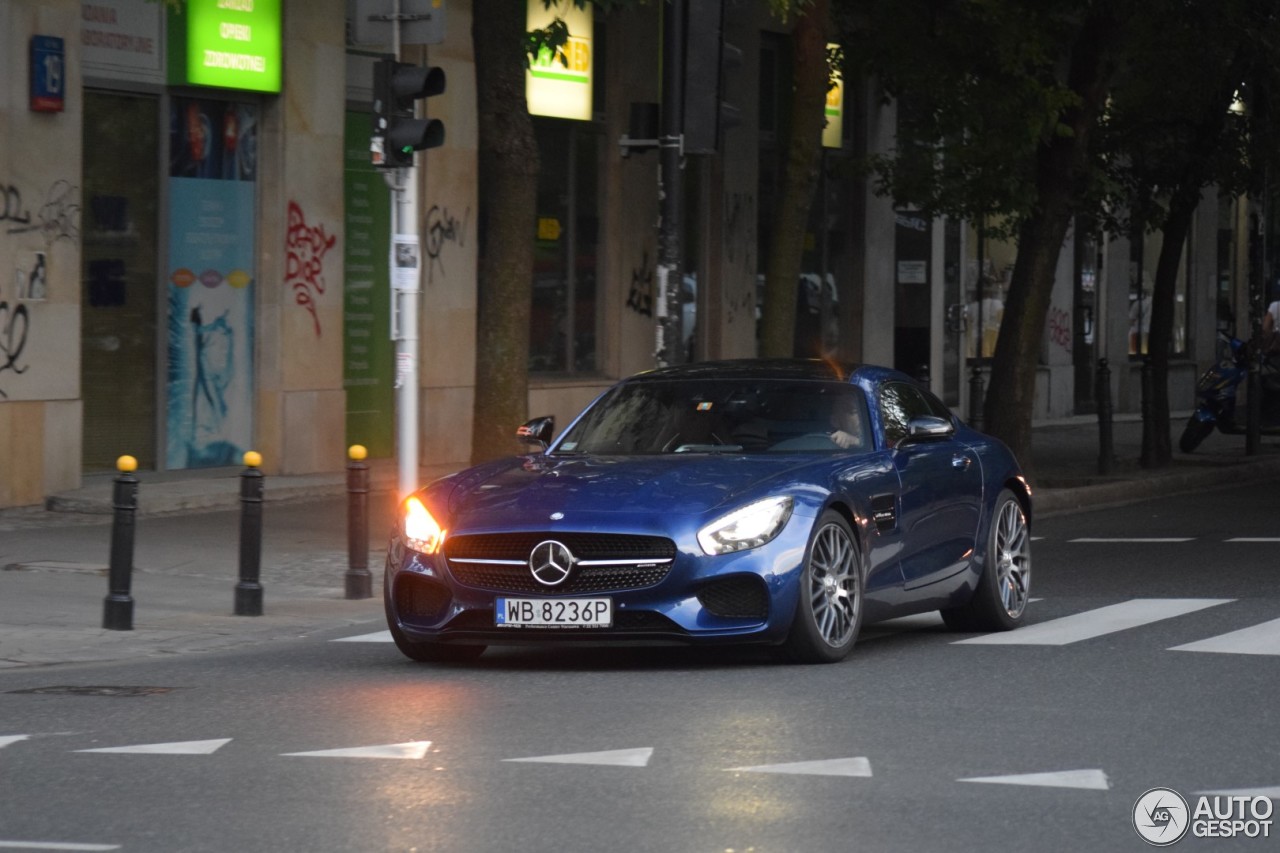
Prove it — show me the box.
[0,0,1241,509]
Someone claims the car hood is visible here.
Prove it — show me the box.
[442,454,824,528]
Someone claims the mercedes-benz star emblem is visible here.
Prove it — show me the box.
[529,540,575,587]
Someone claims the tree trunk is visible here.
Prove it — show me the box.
[984,8,1120,469]
[470,0,540,464]
[760,0,832,358]
[1142,203,1194,468]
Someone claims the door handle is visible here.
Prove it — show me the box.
[952,455,972,470]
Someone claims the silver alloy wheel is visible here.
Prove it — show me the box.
[994,498,1031,619]
[808,522,859,648]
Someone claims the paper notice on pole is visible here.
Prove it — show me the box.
[395,352,412,389]
[393,235,421,291]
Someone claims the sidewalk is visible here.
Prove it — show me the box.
[2,415,1278,670]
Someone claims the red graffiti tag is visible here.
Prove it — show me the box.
[285,201,336,336]
[1047,306,1072,354]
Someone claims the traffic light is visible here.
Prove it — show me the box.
[372,57,446,168]
[682,0,741,155]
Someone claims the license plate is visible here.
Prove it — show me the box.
[495,597,612,628]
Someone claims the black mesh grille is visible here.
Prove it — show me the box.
[445,532,676,594]
[449,563,670,594]
[445,532,676,562]
[696,576,769,619]
[393,575,451,626]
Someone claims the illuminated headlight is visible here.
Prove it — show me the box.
[402,496,446,554]
[698,496,794,555]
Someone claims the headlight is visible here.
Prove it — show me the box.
[697,496,794,555]
[402,496,446,554]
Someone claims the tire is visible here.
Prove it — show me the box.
[783,510,864,663]
[384,581,486,663]
[941,489,1030,633]
[1179,413,1215,454]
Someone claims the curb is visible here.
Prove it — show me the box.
[1033,454,1280,517]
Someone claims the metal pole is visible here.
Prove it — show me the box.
[389,0,420,498]
[1096,358,1114,475]
[655,0,685,367]
[103,455,139,631]
[1140,357,1154,466]
[234,451,264,616]
[346,444,372,600]
[967,365,985,432]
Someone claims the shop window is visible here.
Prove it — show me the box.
[1128,231,1189,357]
[530,119,600,374]
[964,220,1016,360]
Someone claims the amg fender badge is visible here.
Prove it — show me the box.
[870,494,897,531]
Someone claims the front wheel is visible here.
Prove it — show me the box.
[1179,413,1215,454]
[783,510,864,663]
[942,489,1030,633]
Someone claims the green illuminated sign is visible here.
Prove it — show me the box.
[173,0,282,93]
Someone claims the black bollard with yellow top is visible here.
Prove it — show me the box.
[103,455,139,631]
[345,444,373,599]
[234,450,264,616]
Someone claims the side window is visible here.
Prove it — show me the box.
[879,382,934,447]
[920,388,955,422]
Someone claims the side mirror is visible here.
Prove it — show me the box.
[902,415,955,444]
[516,416,555,449]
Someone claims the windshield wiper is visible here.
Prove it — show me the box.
[673,444,745,454]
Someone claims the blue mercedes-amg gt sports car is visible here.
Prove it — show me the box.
[384,359,1031,663]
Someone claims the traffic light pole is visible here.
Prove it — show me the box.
[390,2,420,499]
[655,0,685,368]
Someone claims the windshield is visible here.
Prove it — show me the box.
[555,378,871,455]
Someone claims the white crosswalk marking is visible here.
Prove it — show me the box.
[1169,617,1280,656]
[0,735,30,751]
[76,739,231,755]
[1069,537,1193,543]
[282,741,431,760]
[954,599,1232,646]
[726,757,872,777]
[1225,538,1280,543]
[503,747,653,767]
[331,630,392,643]
[958,769,1110,790]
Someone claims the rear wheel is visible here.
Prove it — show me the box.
[942,489,1030,633]
[784,510,863,663]
[1179,413,1215,453]
[384,580,486,663]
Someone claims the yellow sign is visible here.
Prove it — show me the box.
[537,217,562,241]
[526,0,593,121]
[822,44,844,150]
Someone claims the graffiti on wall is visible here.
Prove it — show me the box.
[626,249,654,317]
[3,179,81,245]
[286,201,337,337]
[1047,305,1072,354]
[424,204,469,285]
[0,299,30,400]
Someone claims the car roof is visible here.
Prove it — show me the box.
[628,358,913,385]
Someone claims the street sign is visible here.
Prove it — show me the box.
[351,0,445,46]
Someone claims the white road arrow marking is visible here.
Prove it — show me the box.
[0,735,31,750]
[726,757,873,777]
[281,741,431,760]
[503,747,653,767]
[1170,617,1280,656]
[76,739,231,755]
[959,769,1110,790]
[331,631,393,643]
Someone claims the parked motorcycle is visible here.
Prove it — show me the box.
[1179,331,1280,453]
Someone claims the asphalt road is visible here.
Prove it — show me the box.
[1,482,1277,853]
